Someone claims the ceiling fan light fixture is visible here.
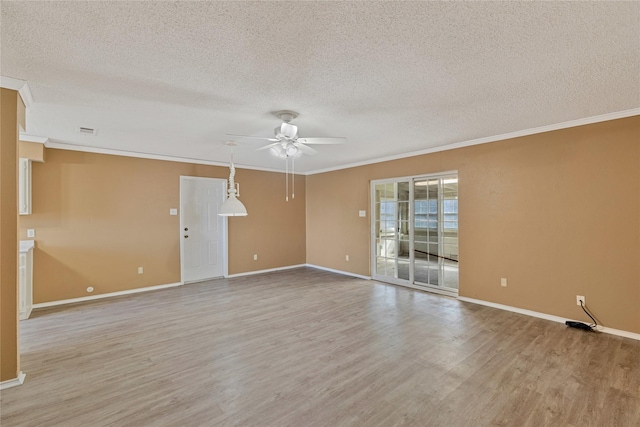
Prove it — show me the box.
[285,143,298,157]
[271,144,286,158]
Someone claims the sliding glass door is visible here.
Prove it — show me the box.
[372,173,458,295]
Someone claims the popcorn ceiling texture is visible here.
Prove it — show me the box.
[1,1,638,172]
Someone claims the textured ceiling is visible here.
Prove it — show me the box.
[1,1,638,173]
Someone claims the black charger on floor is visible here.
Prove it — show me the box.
[565,320,593,331]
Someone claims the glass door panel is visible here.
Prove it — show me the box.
[442,176,459,289]
[374,181,404,281]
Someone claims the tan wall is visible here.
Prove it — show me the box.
[19,149,305,304]
[0,89,23,382]
[307,116,640,334]
[19,141,45,162]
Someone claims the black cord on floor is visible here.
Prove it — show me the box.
[580,300,598,328]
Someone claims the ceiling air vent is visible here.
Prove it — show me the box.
[78,126,98,136]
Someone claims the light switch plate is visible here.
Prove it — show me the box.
[169,208,178,215]
[27,229,35,238]
[359,210,366,217]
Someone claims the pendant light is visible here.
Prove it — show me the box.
[218,142,247,217]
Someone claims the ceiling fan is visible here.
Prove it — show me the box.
[227,110,347,158]
[227,110,347,201]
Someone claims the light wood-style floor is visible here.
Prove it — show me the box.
[1,267,638,427]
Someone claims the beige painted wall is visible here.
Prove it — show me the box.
[19,149,306,304]
[1,89,24,382]
[307,117,640,334]
[19,141,45,162]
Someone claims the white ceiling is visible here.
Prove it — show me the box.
[2,1,638,173]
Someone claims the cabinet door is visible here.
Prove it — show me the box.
[19,158,31,215]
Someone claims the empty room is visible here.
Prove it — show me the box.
[1,2,639,426]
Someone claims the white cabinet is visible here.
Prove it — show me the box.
[19,240,34,320]
[19,158,31,215]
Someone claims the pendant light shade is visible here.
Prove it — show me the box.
[219,151,247,217]
[219,193,247,216]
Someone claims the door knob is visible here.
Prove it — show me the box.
[184,227,188,231]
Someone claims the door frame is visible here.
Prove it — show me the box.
[179,176,229,284]
[370,170,458,297]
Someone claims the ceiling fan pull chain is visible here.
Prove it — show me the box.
[292,155,295,200]
[285,155,289,202]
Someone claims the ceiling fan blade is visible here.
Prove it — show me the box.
[294,143,318,155]
[226,133,279,142]
[296,137,347,145]
[256,142,281,151]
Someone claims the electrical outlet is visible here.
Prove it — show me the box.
[27,229,35,238]
[86,287,94,293]
[576,295,585,306]
[346,255,349,261]
[500,278,507,287]
[138,267,144,274]
[253,254,258,261]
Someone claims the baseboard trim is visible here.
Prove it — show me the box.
[33,282,183,310]
[0,371,26,390]
[226,264,307,278]
[457,296,640,341]
[305,264,372,280]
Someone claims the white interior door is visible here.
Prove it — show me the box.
[180,177,227,283]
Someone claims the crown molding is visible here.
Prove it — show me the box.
[0,76,33,108]
[19,133,49,144]
[44,140,287,174]
[305,108,640,175]
[4,75,637,175]
[0,76,25,91]
[35,106,640,176]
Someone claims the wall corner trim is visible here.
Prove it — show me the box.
[0,371,26,390]
[226,264,307,278]
[457,296,640,341]
[32,282,183,310]
[305,264,372,280]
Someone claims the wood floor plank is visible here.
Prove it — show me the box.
[1,267,638,426]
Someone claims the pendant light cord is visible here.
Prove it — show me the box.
[228,152,236,194]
